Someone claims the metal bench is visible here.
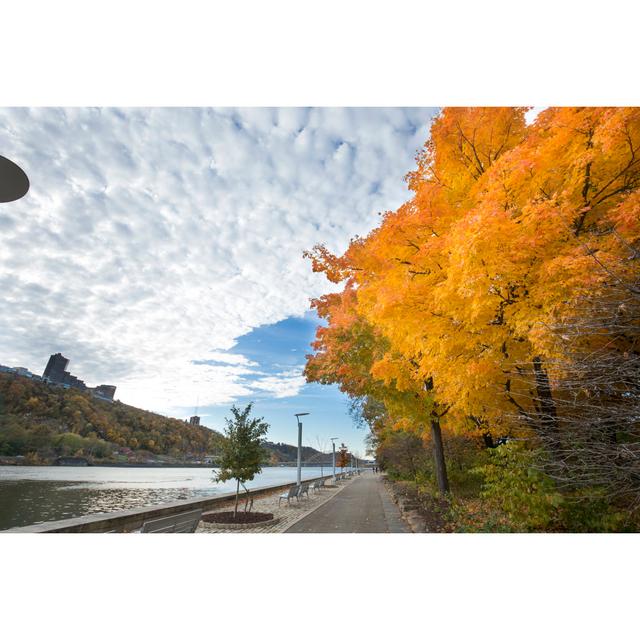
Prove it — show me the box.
[299,482,311,499]
[139,509,203,533]
[278,484,300,506]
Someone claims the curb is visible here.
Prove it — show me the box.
[383,477,428,533]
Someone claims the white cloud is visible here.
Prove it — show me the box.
[0,107,437,412]
[248,367,307,399]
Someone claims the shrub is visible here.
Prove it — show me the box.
[472,441,562,532]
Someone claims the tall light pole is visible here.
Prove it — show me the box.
[330,437,338,481]
[295,413,309,487]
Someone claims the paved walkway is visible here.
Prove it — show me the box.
[196,477,351,533]
[284,472,409,533]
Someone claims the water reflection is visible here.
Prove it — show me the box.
[0,465,335,530]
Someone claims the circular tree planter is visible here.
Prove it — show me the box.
[201,511,279,530]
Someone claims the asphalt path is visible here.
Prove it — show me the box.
[284,472,409,533]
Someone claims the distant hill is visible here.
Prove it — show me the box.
[262,441,335,464]
[0,370,364,467]
[0,371,225,464]
[261,441,367,466]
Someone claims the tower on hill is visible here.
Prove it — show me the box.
[42,353,69,383]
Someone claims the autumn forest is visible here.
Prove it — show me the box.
[304,107,640,532]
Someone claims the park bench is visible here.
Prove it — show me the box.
[299,483,311,499]
[312,479,323,493]
[278,484,300,506]
[139,508,203,533]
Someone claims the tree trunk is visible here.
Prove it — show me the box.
[482,432,496,448]
[234,479,240,519]
[532,356,558,437]
[430,416,449,495]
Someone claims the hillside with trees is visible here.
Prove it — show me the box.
[262,441,334,464]
[305,107,640,532]
[0,372,225,464]
[0,371,339,467]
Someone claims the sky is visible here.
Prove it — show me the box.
[0,107,438,455]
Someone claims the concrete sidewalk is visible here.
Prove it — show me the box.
[196,478,350,533]
[284,472,409,533]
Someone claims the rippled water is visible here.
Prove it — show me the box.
[0,465,338,530]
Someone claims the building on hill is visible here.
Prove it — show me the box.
[43,352,70,383]
[189,416,201,426]
[42,352,116,400]
[0,364,41,380]
[14,367,37,379]
[62,372,86,389]
[43,353,86,389]
[93,385,116,401]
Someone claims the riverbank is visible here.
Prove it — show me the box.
[2,471,357,532]
[0,464,350,530]
[0,456,357,470]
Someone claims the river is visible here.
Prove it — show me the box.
[0,465,340,530]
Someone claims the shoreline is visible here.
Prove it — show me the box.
[0,460,215,468]
[0,459,354,470]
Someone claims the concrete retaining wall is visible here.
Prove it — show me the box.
[2,473,347,533]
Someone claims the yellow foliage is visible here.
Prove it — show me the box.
[306,107,640,439]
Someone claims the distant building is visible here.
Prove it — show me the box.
[61,371,86,390]
[189,416,201,426]
[43,353,70,383]
[0,364,40,380]
[42,352,115,398]
[93,385,116,401]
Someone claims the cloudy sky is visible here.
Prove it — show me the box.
[0,107,437,453]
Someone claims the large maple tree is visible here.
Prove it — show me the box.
[305,107,640,496]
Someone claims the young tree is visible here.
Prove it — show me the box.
[214,403,269,519]
[337,443,350,470]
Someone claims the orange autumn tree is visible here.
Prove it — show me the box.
[306,107,640,496]
[337,444,350,470]
[305,283,435,467]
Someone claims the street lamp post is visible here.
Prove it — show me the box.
[330,437,338,482]
[294,413,309,487]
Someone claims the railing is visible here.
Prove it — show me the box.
[2,472,354,533]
